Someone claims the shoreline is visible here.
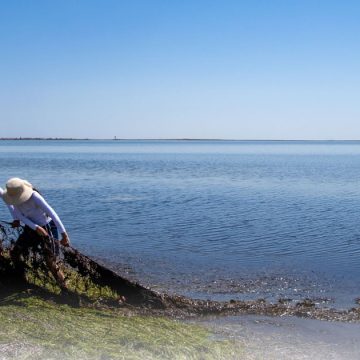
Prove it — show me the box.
[3,277,360,323]
[0,289,241,360]
[1,285,360,359]
[3,138,360,142]
[195,314,360,360]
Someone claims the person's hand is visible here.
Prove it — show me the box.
[35,226,48,237]
[60,233,70,247]
[11,220,20,228]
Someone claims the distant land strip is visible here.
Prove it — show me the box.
[0,137,90,140]
[1,138,360,142]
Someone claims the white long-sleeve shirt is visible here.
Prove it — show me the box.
[0,188,66,234]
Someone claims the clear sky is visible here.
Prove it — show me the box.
[0,0,359,139]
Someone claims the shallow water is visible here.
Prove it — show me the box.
[196,315,360,360]
[1,140,360,309]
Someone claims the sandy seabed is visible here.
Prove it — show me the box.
[196,315,360,360]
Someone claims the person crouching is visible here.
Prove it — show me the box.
[1,177,70,289]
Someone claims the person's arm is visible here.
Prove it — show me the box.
[7,204,17,220]
[8,206,21,227]
[0,187,19,225]
[32,192,70,245]
[12,207,38,229]
[12,207,49,236]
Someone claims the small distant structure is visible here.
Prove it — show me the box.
[114,136,117,140]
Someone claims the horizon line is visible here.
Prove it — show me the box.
[2,137,360,142]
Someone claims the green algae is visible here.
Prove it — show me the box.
[0,230,243,359]
[0,292,242,359]
[26,263,119,301]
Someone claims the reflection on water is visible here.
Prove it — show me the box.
[1,140,360,308]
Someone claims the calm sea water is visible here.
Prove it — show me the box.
[1,140,360,308]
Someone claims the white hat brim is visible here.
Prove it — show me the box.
[2,184,33,205]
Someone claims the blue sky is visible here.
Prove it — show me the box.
[0,0,359,139]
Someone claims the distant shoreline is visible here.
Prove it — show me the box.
[0,137,90,141]
[1,138,360,142]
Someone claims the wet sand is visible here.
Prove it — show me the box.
[195,315,360,359]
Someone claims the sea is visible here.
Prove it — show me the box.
[1,140,360,309]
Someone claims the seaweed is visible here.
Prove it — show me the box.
[0,222,164,308]
[1,222,360,322]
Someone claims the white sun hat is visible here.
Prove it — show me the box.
[2,178,33,205]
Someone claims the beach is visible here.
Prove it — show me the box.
[197,315,360,360]
[0,286,359,359]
